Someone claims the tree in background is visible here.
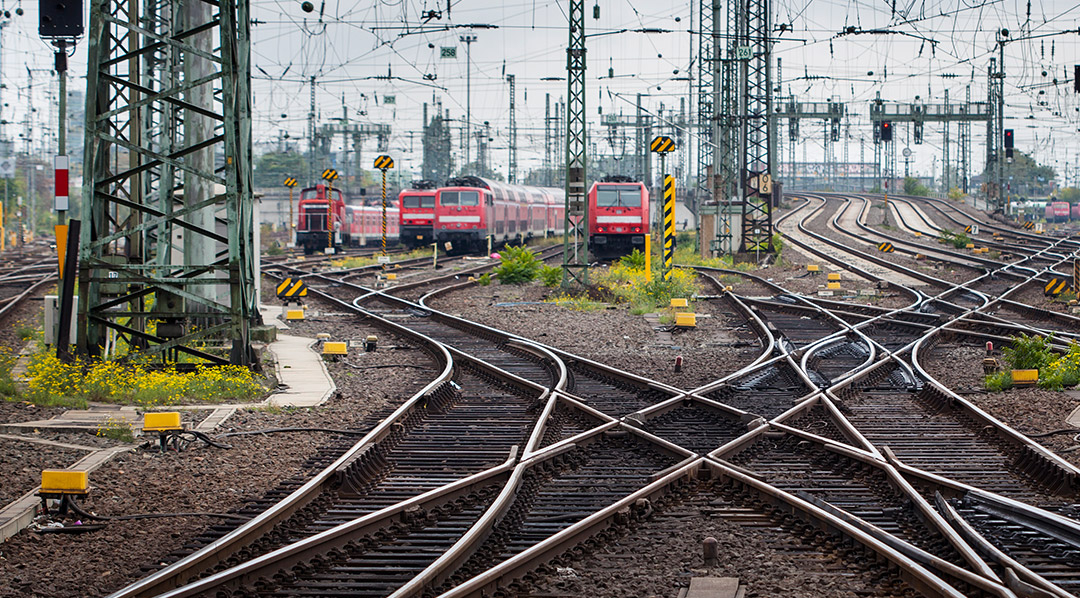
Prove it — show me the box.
[1055,187,1080,202]
[254,152,308,189]
[903,176,930,196]
[985,151,1056,198]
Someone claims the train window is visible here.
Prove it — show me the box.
[402,195,421,208]
[441,191,460,206]
[596,185,641,208]
[459,191,479,206]
[421,196,435,208]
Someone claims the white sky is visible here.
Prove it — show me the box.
[3,0,1080,183]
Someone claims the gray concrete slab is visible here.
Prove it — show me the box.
[265,334,336,407]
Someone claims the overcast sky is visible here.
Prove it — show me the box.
[3,0,1080,184]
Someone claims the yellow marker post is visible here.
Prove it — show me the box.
[644,234,652,279]
[55,224,68,279]
[0,202,4,251]
[663,174,675,281]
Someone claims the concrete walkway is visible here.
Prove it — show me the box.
[265,334,337,407]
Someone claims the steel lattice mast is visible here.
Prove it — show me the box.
[79,0,256,365]
[507,74,517,184]
[562,0,589,286]
[738,0,774,253]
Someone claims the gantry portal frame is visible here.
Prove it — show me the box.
[79,0,257,365]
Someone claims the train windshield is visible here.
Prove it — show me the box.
[402,195,436,208]
[440,191,480,206]
[596,185,641,208]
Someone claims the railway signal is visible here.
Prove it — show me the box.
[1004,129,1014,160]
[374,155,394,262]
[321,170,339,253]
[284,177,299,246]
[651,136,677,281]
[880,121,893,142]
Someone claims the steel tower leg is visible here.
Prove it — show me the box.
[79,0,256,365]
[738,0,774,253]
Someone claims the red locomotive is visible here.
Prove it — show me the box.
[296,184,346,254]
[587,176,649,258]
[295,183,400,253]
[398,180,438,249]
[434,176,564,254]
[1051,201,1070,223]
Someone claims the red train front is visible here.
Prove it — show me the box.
[398,180,438,249]
[588,176,649,258]
[296,184,346,254]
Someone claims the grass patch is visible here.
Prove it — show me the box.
[95,416,135,443]
[544,292,604,311]
[593,261,701,314]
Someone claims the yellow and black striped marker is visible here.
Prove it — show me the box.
[1074,258,1079,293]
[878,242,894,253]
[1045,277,1068,296]
[650,136,676,153]
[276,277,308,299]
[283,177,298,187]
[321,169,338,181]
[374,155,395,170]
[964,225,972,233]
[1023,221,1034,230]
[663,175,675,281]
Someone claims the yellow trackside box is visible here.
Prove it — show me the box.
[915,232,922,237]
[806,264,820,272]
[965,243,975,249]
[827,272,841,281]
[1011,369,1039,385]
[675,313,696,328]
[286,309,305,321]
[41,470,88,494]
[827,282,842,290]
[143,412,182,432]
[323,342,348,355]
[670,298,688,308]
[386,273,397,281]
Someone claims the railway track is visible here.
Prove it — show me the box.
[95,191,1080,598]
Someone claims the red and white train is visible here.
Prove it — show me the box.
[295,183,399,254]
[398,180,438,250]
[587,176,650,258]
[434,176,564,253]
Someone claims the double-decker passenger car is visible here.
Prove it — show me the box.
[296,184,346,254]
[346,204,400,247]
[434,176,564,254]
[587,176,650,258]
[398,180,438,249]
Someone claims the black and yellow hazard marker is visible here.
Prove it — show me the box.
[283,177,298,187]
[1073,258,1080,294]
[878,242,894,253]
[650,136,676,153]
[964,225,972,233]
[663,175,675,281]
[321,169,338,181]
[1045,277,1068,296]
[374,155,395,170]
[276,277,308,299]
[1023,221,1034,230]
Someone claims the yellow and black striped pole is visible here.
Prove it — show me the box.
[663,174,675,281]
[327,178,334,252]
[381,168,388,262]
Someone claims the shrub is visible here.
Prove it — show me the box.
[478,273,492,286]
[1040,342,1080,390]
[545,292,602,311]
[1003,333,1054,371]
[619,249,647,270]
[493,245,542,284]
[539,265,562,287]
[984,370,1013,392]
